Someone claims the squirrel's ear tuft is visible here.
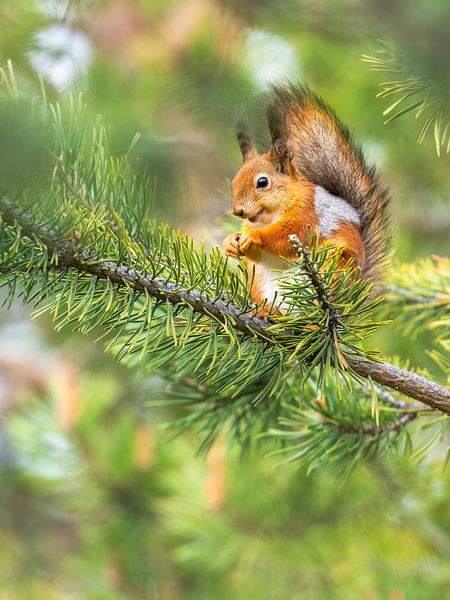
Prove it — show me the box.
[236,119,256,161]
[270,139,292,174]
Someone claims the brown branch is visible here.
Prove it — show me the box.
[345,355,450,414]
[1,198,450,414]
[337,411,418,436]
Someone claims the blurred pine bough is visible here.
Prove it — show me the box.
[3,373,450,600]
[363,41,450,157]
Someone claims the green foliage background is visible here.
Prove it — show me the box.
[0,1,449,598]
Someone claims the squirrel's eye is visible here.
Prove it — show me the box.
[256,176,269,189]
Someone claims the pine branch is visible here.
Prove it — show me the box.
[288,233,346,370]
[387,257,450,318]
[362,41,449,156]
[0,197,268,337]
[288,234,338,318]
[287,235,450,411]
[336,411,417,437]
[384,257,450,375]
[1,198,449,413]
[345,356,450,413]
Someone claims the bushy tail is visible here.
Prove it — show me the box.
[267,83,390,289]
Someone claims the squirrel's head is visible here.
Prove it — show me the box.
[231,121,297,227]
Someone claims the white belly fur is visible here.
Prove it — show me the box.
[257,251,291,309]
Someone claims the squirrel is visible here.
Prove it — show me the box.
[223,83,390,310]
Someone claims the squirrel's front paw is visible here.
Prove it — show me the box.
[238,229,262,255]
[223,232,242,260]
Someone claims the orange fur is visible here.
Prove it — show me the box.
[325,222,365,272]
[239,178,318,263]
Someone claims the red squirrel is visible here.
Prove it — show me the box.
[223,84,390,309]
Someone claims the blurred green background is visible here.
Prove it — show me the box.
[0,1,449,598]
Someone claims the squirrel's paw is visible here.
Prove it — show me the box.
[223,232,242,260]
[238,229,262,255]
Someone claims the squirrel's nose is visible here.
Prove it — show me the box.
[233,208,245,218]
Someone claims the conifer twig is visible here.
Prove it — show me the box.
[336,411,417,436]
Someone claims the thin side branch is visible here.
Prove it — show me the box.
[371,383,423,412]
[288,234,337,317]
[337,411,418,436]
[288,233,346,368]
[1,198,449,414]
